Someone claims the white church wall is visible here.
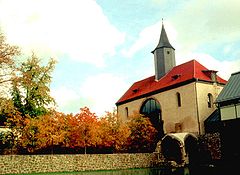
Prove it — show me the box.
[195,82,224,134]
[117,82,200,135]
[155,82,199,134]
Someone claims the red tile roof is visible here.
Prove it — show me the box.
[116,59,227,105]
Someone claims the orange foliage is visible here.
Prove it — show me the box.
[66,107,100,149]
[6,113,36,152]
[34,112,68,150]
[125,112,158,152]
[5,107,158,154]
[98,111,130,152]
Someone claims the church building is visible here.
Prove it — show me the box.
[116,23,227,137]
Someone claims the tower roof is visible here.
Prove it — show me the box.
[152,23,174,53]
[116,59,227,105]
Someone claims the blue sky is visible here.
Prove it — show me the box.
[0,0,239,116]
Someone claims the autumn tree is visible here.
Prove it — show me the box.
[125,112,158,153]
[4,110,34,153]
[33,111,68,153]
[11,54,56,117]
[0,32,20,85]
[0,127,13,154]
[66,107,100,153]
[0,32,20,125]
[0,99,15,126]
[98,110,130,153]
[1,53,57,153]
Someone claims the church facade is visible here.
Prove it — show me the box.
[116,24,227,136]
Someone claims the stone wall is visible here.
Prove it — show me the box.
[0,133,222,174]
[0,153,155,174]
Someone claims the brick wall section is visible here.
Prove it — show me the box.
[0,153,155,174]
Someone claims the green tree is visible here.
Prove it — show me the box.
[11,54,56,117]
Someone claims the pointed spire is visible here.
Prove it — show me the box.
[152,22,174,53]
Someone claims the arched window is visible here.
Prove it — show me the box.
[176,92,181,107]
[140,98,163,138]
[207,93,213,108]
[125,107,129,118]
[140,98,161,115]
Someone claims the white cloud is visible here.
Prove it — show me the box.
[51,86,78,108]
[80,73,128,117]
[50,86,80,113]
[171,0,240,53]
[169,0,240,80]
[51,74,129,116]
[0,0,125,66]
[122,21,177,58]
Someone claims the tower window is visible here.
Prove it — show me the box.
[176,92,181,107]
[167,51,170,54]
[208,93,213,108]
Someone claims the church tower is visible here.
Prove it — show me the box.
[151,22,175,81]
